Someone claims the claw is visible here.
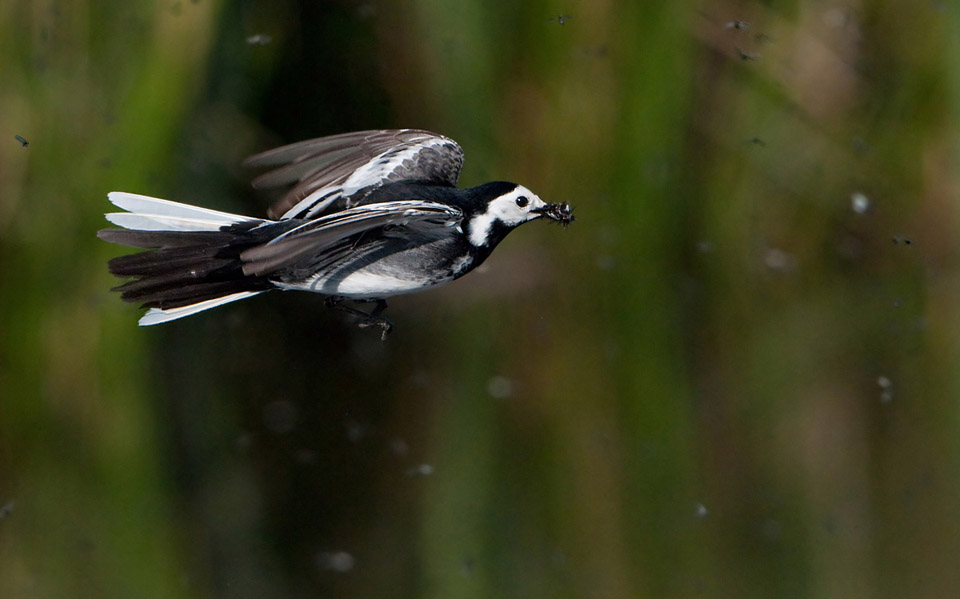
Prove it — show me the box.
[357,316,393,341]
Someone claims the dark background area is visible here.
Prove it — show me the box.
[2,1,960,597]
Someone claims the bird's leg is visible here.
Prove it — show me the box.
[325,297,393,341]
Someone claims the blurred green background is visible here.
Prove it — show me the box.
[2,1,960,597]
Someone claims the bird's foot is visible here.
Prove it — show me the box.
[357,315,393,341]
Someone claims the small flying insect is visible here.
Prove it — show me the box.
[246,34,272,45]
[15,135,28,147]
[548,14,572,26]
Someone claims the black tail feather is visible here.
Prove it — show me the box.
[99,225,280,310]
[118,279,271,308]
[97,228,235,249]
[106,246,226,277]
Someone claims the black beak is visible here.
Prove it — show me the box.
[533,202,575,227]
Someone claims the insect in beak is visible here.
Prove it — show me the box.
[533,202,575,227]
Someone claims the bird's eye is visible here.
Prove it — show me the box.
[515,196,529,208]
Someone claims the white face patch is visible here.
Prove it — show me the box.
[467,185,547,246]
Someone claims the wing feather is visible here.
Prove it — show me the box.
[244,129,465,220]
[240,200,462,276]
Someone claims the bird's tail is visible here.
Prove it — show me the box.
[97,192,277,325]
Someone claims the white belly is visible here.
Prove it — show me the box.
[275,269,454,298]
[271,238,472,299]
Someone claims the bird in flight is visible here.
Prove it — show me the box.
[98,129,574,337]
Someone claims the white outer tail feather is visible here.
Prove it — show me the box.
[104,192,265,325]
[106,191,257,232]
[138,291,264,326]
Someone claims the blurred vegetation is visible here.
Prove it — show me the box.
[2,1,960,598]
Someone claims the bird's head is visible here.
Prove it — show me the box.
[467,182,574,247]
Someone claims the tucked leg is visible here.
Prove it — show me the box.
[325,297,393,341]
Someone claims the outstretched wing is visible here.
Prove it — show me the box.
[244,129,465,220]
[240,200,463,276]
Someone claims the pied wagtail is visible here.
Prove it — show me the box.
[98,129,574,337]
